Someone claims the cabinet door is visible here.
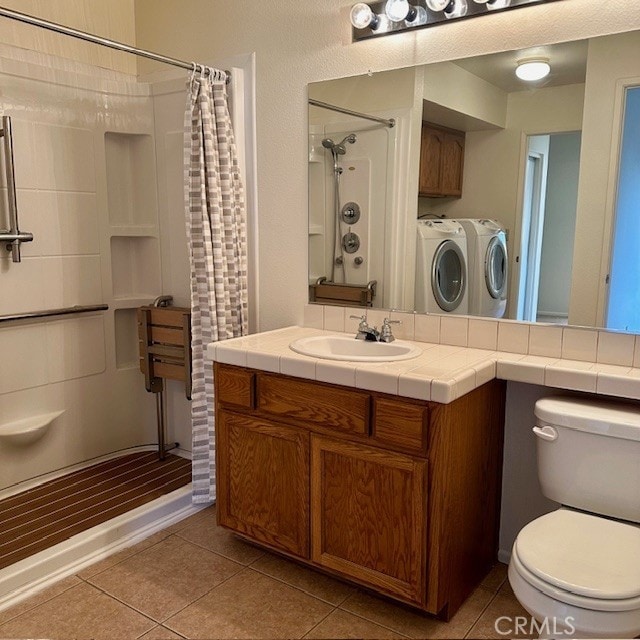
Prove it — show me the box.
[418,126,444,196]
[440,132,465,196]
[217,410,310,558]
[311,435,427,605]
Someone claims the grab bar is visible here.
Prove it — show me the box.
[0,115,33,262]
[0,304,108,324]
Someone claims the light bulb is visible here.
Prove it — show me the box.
[350,3,379,29]
[444,0,468,18]
[515,59,551,81]
[385,0,410,21]
[426,0,451,10]
[487,0,511,9]
[406,5,428,25]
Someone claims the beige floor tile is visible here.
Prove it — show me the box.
[163,505,213,535]
[138,624,186,639]
[78,530,170,579]
[165,567,334,639]
[304,608,407,639]
[87,535,242,622]
[479,563,508,595]
[251,553,356,605]
[466,591,534,639]
[0,581,155,639]
[341,586,493,639]
[176,508,264,565]
[0,575,82,624]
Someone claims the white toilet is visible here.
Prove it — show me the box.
[509,396,640,639]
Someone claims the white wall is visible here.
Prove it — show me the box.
[0,0,136,75]
[0,46,158,490]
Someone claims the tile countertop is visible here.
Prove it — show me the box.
[206,326,640,404]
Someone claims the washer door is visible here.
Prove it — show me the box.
[485,237,507,299]
[431,240,466,312]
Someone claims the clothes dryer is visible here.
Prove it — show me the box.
[457,219,507,318]
[415,219,468,314]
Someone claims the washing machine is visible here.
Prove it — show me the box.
[457,219,507,318]
[415,219,468,314]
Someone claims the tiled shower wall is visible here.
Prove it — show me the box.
[0,46,160,490]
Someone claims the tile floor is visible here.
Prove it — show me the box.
[0,507,533,639]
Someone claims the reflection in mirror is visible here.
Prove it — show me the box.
[308,31,640,330]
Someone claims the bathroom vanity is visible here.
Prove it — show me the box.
[213,360,505,620]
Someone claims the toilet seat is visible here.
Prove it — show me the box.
[513,509,640,611]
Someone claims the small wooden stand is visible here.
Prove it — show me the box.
[138,296,192,460]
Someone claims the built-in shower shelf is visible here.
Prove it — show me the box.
[309,224,324,236]
[0,410,64,446]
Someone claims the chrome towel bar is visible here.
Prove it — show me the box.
[0,304,108,324]
[0,115,33,262]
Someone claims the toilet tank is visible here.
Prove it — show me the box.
[534,396,640,523]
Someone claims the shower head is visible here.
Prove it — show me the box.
[321,134,357,154]
[339,133,357,146]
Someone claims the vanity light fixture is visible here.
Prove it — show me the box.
[350,0,562,42]
[515,58,551,81]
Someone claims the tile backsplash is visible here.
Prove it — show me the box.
[303,305,640,369]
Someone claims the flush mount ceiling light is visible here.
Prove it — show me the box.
[515,58,551,81]
[350,0,562,42]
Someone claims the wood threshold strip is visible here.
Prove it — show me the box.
[0,451,191,571]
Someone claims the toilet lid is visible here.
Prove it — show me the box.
[516,509,640,600]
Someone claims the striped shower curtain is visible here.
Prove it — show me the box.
[184,68,248,503]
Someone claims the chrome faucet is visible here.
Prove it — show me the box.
[350,315,401,342]
[379,318,401,343]
[350,315,379,341]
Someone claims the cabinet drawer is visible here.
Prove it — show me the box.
[257,373,370,436]
[372,397,428,455]
[215,364,255,409]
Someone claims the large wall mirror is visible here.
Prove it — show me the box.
[308,30,640,332]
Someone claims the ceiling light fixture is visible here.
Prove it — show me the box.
[515,58,551,81]
[349,0,562,42]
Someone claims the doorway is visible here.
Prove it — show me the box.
[606,86,640,332]
[516,132,582,323]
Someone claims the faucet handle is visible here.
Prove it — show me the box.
[380,317,400,342]
[350,314,369,330]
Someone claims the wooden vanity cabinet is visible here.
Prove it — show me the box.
[214,363,505,620]
[419,122,466,198]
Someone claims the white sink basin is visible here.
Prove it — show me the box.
[289,335,422,362]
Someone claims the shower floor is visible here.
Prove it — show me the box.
[0,451,192,571]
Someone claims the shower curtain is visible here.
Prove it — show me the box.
[184,67,248,503]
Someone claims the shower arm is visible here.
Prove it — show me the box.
[0,116,33,262]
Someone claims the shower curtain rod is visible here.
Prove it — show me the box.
[0,5,229,81]
[308,99,395,128]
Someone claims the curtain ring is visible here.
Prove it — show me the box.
[189,62,197,84]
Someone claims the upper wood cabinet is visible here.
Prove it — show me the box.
[419,122,465,198]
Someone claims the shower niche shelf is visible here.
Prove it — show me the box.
[105,132,158,227]
[110,236,161,300]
